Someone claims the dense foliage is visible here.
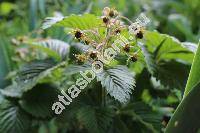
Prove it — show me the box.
[0,0,199,133]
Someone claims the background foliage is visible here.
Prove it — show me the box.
[0,0,199,133]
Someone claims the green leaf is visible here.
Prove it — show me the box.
[0,93,3,103]
[38,119,58,133]
[19,84,60,118]
[184,41,200,96]
[18,59,56,81]
[77,106,100,133]
[0,35,13,88]
[0,2,16,15]
[120,102,162,133]
[182,42,197,53]
[77,106,113,133]
[42,14,102,30]
[97,65,135,103]
[112,116,130,133]
[139,44,190,89]
[165,83,200,133]
[65,64,91,75]
[0,84,22,98]
[95,107,114,132]
[144,31,194,63]
[71,42,91,53]
[1,60,66,98]
[140,31,193,89]
[165,42,200,132]
[29,39,70,61]
[155,60,190,89]
[0,100,31,133]
[138,42,156,75]
[29,0,37,30]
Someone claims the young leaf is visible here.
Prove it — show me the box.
[97,65,135,103]
[144,31,194,63]
[42,14,102,30]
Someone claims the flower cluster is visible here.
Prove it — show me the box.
[71,7,148,65]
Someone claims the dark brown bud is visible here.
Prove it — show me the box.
[19,37,24,43]
[109,10,115,17]
[123,44,130,52]
[89,51,97,59]
[75,30,82,39]
[115,29,121,34]
[136,30,143,39]
[131,54,138,62]
[84,39,90,45]
[75,54,86,64]
[103,17,109,24]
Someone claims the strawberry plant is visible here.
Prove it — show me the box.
[0,1,199,133]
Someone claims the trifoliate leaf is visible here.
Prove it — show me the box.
[97,65,135,103]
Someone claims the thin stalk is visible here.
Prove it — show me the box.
[102,87,106,107]
[119,16,133,24]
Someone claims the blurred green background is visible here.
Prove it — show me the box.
[0,0,199,87]
[0,0,200,132]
